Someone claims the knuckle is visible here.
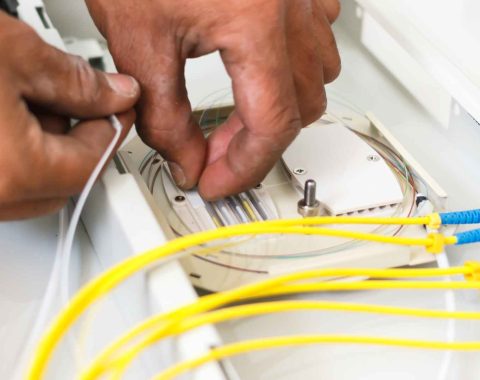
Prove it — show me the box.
[271,102,298,126]
[138,126,165,150]
[68,55,100,104]
[324,62,342,83]
[262,103,302,139]
[301,98,327,125]
[138,120,175,155]
[139,125,182,158]
[324,0,341,23]
[138,105,192,148]
[297,78,328,125]
[324,55,342,83]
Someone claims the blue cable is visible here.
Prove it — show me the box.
[440,209,480,225]
[455,229,480,245]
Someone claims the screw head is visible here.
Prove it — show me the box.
[255,183,263,190]
[367,155,380,162]
[293,168,307,175]
[174,195,186,203]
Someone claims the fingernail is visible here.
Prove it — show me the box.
[105,73,139,97]
[168,162,186,188]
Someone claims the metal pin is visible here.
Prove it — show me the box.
[304,180,317,207]
[298,179,322,217]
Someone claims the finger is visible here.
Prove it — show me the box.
[316,0,341,24]
[286,0,327,125]
[132,41,206,189]
[0,198,67,221]
[23,110,136,199]
[7,18,140,118]
[204,111,243,166]
[312,0,342,83]
[85,0,205,188]
[199,3,302,199]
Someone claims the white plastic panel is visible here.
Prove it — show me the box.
[283,122,403,215]
[18,0,64,50]
[358,0,480,128]
[360,11,452,128]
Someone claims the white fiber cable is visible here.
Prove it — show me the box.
[12,207,69,380]
[60,115,123,305]
[13,116,123,380]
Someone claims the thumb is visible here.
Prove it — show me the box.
[32,110,136,198]
[12,24,140,118]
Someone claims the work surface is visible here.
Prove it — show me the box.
[2,13,480,380]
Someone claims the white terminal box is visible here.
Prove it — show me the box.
[5,0,480,379]
[282,121,404,215]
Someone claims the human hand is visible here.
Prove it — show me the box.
[87,0,341,199]
[0,12,140,220]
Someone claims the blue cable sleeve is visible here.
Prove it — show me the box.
[455,229,480,245]
[440,209,480,225]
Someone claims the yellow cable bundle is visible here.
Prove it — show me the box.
[80,266,473,378]
[90,287,480,380]
[26,215,461,379]
[154,335,480,380]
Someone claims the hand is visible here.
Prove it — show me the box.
[87,0,341,199]
[0,12,140,220]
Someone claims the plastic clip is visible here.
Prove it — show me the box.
[426,233,446,254]
[464,261,480,282]
[427,213,442,230]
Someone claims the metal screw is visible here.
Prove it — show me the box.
[298,179,322,217]
[174,195,186,203]
[255,184,263,190]
[293,168,307,175]
[367,154,380,162]
[304,180,317,208]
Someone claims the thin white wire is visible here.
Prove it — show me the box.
[12,116,123,380]
[61,115,123,305]
[11,207,69,380]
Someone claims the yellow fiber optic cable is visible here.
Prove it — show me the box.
[260,281,480,296]
[215,214,439,230]
[77,268,479,379]
[73,239,248,374]
[257,215,435,227]
[94,299,480,380]
[86,274,475,375]
[95,280,480,378]
[81,265,478,380]
[28,223,455,380]
[153,335,480,380]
